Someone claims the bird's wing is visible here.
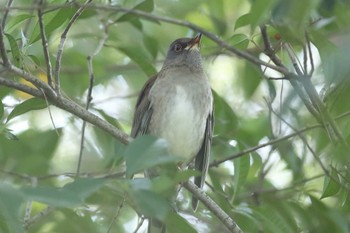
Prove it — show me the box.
[192,110,214,210]
[130,75,157,137]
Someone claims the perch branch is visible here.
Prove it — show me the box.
[183,181,243,233]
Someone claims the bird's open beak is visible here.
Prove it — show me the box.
[187,33,202,50]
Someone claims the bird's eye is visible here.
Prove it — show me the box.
[174,44,182,52]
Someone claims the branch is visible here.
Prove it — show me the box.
[0,75,131,145]
[0,3,290,75]
[76,19,108,176]
[0,21,10,67]
[210,124,321,167]
[1,0,14,29]
[183,181,243,233]
[54,0,92,94]
[38,0,53,87]
[24,206,55,230]
[259,26,322,123]
[284,43,348,146]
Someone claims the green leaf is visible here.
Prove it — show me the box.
[213,90,238,137]
[234,13,252,30]
[79,9,97,19]
[4,129,18,141]
[131,189,171,220]
[30,7,75,44]
[5,33,21,67]
[143,34,158,59]
[207,0,226,35]
[22,186,82,207]
[249,0,278,31]
[118,46,157,76]
[229,33,249,50]
[96,109,123,130]
[0,184,25,233]
[233,154,250,198]
[21,178,105,208]
[5,14,33,32]
[7,98,48,123]
[124,135,180,177]
[27,54,41,67]
[241,62,262,98]
[165,212,197,233]
[62,178,106,200]
[0,100,4,119]
[135,0,154,12]
[321,167,340,199]
[117,0,155,23]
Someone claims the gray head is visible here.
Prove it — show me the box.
[162,33,203,70]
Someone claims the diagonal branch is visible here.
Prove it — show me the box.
[38,0,53,87]
[1,0,14,29]
[0,75,131,145]
[210,124,321,167]
[54,0,93,94]
[183,181,243,233]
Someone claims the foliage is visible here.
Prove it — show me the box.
[0,0,350,232]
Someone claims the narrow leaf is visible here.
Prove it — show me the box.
[118,46,157,76]
[135,0,154,12]
[124,135,180,177]
[229,33,249,50]
[165,212,197,233]
[321,167,340,199]
[30,7,75,44]
[7,98,48,123]
[5,33,21,67]
[0,184,25,233]
[234,13,252,30]
[5,14,33,32]
[131,189,171,220]
[233,154,250,198]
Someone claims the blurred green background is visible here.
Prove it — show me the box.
[1,0,350,232]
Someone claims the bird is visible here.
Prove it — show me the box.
[130,32,213,221]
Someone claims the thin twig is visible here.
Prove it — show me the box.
[183,181,243,233]
[24,206,55,230]
[285,39,347,145]
[54,0,93,94]
[305,32,314,75]
[133,216,145,233]
[76,20,108,177]
[23,177,38,225]
[284,43,304,76]
[1,0,14,29]
[303,44,308,75]
[40,88,60,136]
[38,0,53,87]
[268,102,350,193]
[0,23,10,67]
[76,56,94,176]
[259,25,320,122]
[210,124,321,167]
[107,199,125,233]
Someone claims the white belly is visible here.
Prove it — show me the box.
[152,85,205,160]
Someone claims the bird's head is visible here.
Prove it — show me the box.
[163,33,203,69]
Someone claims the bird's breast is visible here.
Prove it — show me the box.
[149,79,210,161]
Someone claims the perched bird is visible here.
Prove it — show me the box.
[131,33,213,212]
